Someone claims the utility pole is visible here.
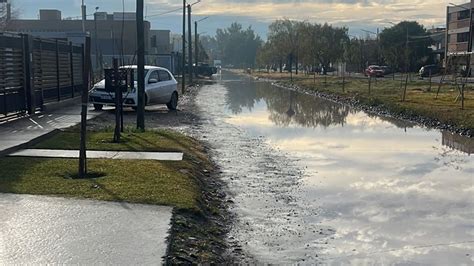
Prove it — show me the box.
[187,4,193,84]
[81,0,86,33]
[182,0,186,94]
[94,7,99,79]
[136,0,145,131]
[195,21,198,75]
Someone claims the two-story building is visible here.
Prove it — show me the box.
[445,0,473,73]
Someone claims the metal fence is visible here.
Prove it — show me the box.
[0,33,84,119]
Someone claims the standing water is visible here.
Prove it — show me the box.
[195,71,474,264]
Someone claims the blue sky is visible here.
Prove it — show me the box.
[12,0,466,38]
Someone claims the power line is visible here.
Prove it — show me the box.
[146,7,182,18]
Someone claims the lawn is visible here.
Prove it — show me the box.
[254,71,474,130]
[0,129,211,211]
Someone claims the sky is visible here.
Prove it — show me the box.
[10,0,470,39]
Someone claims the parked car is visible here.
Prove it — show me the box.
[364,65,384,77]
[419,65,440,77]
[89,65,178,111]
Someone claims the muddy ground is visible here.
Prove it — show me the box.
[86,84,238,264]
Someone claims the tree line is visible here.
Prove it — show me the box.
[200,19,434,73]
[258,19,433,74]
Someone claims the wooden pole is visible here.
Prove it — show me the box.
[78,38,91,178]
[428,69,432,92]
[368,76,371,95]
[402,74,408,101]
[113,58,121,143]
[136,0,145,131]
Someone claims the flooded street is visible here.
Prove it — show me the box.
[195,71,474,264]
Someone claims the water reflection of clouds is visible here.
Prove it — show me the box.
[223,78,474,264]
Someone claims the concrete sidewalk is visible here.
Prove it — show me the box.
[0,193,172,264]
[10,149,184,161]
[0,104,101,156]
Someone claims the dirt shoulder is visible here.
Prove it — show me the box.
[250,71,473,137]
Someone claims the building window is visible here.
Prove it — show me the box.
[458,10,470,20]
[151,36,157,48]
[457,32,470,42]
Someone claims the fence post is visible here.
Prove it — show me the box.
[55,40,61,101]
[36,39,45,109]
[402,74,409,101]
[368,76,372,95]
[69,42,75,98]
[23,34,35,114]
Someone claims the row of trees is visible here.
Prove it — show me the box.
[257,19,434,73]
[259,20,348,74]
[199,19,434,72]
[200,23,263,68]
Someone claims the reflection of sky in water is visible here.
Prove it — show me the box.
[224,92,474,264]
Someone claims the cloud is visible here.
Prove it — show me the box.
[146,0,450,30]
[15,0,459,38]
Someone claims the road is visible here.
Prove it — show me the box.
[193,71,474,264]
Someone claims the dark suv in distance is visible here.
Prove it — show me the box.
[419,65,440,77]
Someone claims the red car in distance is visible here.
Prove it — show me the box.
[364,65,384,77]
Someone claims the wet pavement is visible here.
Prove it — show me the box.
[0,104,100,155]
[0,194,172,264]
[195,71,474,264]
[10,149,183,161]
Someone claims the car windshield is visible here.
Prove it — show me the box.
[119,68,149,79]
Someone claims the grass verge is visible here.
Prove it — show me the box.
[0,128,210,211]
[0,126,230,263]
[254,71,474,132]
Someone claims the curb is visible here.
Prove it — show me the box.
[0,129,62,158]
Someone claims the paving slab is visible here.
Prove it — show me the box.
[9,149,184,161]
[0,104,101,156]
[0,193,173,264]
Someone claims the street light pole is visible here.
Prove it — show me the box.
[94,7,99,78]
[81,0,86,33]
[182,0,186,94]
[187,4,193,84]
[195,20,198,75]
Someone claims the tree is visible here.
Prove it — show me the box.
[313,23,349,74]
[267,19,301,73]
[344,38,379,72]
[199,35,219,62]
[261,20,349,75]
[215,22,262,68]
[0,1,18,31]
[380,21,432,72]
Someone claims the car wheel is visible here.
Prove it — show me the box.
[93,104,103,111]
[166,92,178,111]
